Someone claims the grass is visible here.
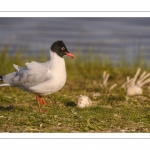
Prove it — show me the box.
[0,47,150,133]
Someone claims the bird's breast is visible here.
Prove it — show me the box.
[51,71,67,89]
[34,70,67,95]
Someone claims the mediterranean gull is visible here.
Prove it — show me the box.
[0,40,74,112]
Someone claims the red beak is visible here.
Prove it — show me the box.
[65,52,75,58]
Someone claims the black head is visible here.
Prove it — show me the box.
[50,40,74,58]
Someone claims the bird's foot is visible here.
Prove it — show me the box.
[36,95,48,113]
[40,97,47,105]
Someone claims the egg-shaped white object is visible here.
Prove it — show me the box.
[77,95,92,108]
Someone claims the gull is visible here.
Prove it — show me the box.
[0,40,74,112]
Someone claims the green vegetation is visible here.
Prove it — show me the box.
[0,47,150,132]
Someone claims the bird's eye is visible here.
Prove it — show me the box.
[61,47,65,50]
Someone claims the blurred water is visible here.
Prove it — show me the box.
[0,17,150,64]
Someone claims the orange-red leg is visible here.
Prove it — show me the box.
[38,95,47,105]
[36,95,47,113]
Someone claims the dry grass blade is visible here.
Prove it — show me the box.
[140,79,150,87]
[101,71,109,87]
[109,83,117,92]
[131,68,141,86]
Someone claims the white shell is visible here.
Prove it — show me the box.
[77,95,92,108]
[126,86,142,96]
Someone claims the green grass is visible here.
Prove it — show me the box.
[0,48,150,133]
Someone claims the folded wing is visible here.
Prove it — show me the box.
[3,61,51,90]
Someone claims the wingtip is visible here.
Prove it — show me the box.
[0,76,3,81]
[13,64,24,71]
[13,64,19,70]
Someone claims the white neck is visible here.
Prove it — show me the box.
[49,50,66,72]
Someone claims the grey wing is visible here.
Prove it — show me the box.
[5,61,51,89]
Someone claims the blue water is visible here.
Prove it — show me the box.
[0,18,150,63]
